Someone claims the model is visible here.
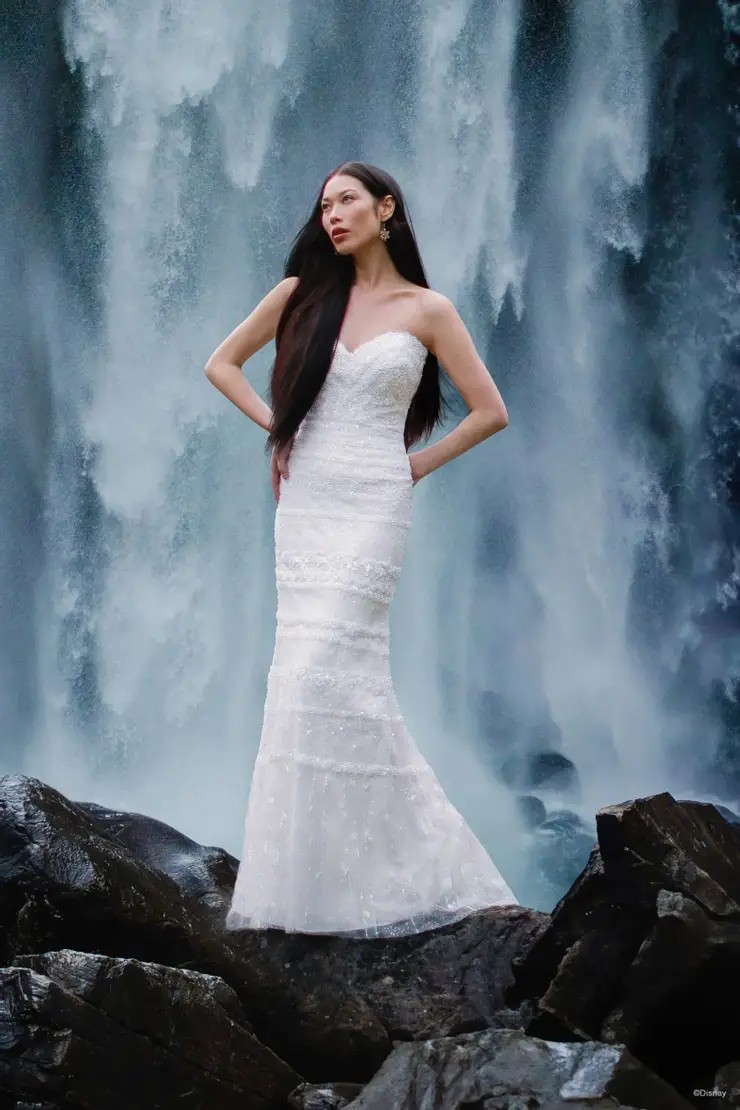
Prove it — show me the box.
[205,160,518,937]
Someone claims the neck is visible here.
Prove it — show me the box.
[351,240,398,290]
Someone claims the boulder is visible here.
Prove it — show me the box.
[710,1061,740,1108]
[0,949,299,1108]
[76,799,239,917]
[0,774,536,1085]
[0,774,389,1080]
[507,792,740,1101]
[288,1082,364,1109]
[5,775,738,1107]
[340,1027,693,1109]
[230,900,541,1044]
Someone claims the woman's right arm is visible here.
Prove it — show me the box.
[204,276,299,431]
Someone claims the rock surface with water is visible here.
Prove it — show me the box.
[0,774,738,1108]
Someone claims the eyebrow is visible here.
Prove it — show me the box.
[321,188,355,204]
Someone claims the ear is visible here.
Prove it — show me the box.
[380,195,395,221]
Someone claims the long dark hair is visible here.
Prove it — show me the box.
[264,161,452,456]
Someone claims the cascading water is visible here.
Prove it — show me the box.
[1,0,737,911]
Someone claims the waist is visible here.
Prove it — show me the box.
[289,419,411,485]
[294,414,407,455]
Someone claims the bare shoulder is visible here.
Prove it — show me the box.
[416,289,456,353]
[421,288,453,318]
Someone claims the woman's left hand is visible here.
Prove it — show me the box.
[407,452,426,487]
[271,435,295,503]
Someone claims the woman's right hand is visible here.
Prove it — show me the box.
[271,435,294,503]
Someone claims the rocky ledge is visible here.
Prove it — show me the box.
[0,773,738,1109]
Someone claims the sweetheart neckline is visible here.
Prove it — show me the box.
[337,330,428,358]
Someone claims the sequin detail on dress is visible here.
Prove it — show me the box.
[225,330,518,937]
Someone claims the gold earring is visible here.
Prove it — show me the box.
[379,221,390,242]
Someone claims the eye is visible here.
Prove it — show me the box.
[322,193,353,211]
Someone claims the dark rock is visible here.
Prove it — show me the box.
[75,800,239,917]
[341,1027,693,1109]
[516,793,547,827]
[538,808,589,835]
[501,749,579,794]
[0,774,541,1085]
[288,1082,364,1109]
[4,776,740,1106]
[0,1102,61,1109]
[687,802,740,826]
[230,902,544,1044]
[0,949,299,1108]
[0,774,390,1080]
[507,791,740,1101]
[528,750,579,792]
[711,1061,740,1108]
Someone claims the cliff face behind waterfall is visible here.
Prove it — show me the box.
[0,0,738,909]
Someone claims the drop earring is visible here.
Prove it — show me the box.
[379,221,390,242]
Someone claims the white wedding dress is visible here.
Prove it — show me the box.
[225,330,518,938]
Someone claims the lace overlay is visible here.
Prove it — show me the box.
[225,331,518,938]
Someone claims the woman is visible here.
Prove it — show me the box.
[205,161,518,938]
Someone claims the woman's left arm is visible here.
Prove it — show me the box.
[410,294,509,481]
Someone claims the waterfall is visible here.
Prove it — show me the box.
[1,0,737,909]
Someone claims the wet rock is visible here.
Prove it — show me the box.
[287,1081,364,1109]
[0,773,537,1088]
[501,749,579,794]
[5,774,738,1108]
[230,901,542,1047]
[76,799,239,917]
[507,791,740,1101]
[516,793,548,827]
[342,1027,693,1109]
[709,1061,740,1108]
[0,949,299,1108]
[0,774,389,1081]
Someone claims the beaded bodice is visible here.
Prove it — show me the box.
[296,330,427,445]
